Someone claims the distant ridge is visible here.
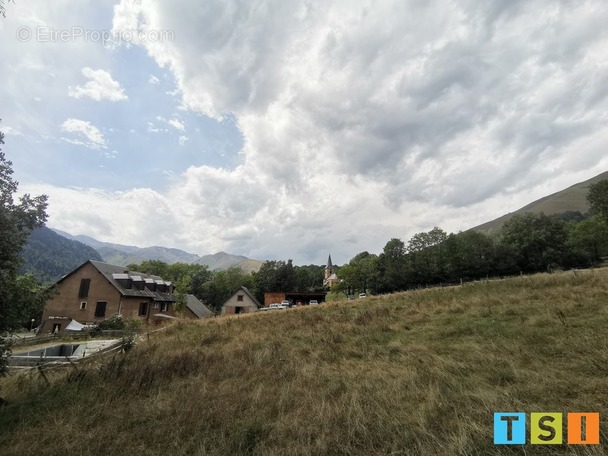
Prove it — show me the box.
[195,252,263,274]
[21,227,103,282]
[51,229,263,272]
[470,170,608,233]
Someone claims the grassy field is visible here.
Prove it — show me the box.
[1,270,607,455]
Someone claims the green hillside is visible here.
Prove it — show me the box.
[471,170,608,233]
[20,227,103,282]
[1,269,607,455]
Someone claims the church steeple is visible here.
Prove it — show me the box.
[324,254,338,288]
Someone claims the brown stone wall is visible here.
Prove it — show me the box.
[39,262,178,334]
[40,262,121,334]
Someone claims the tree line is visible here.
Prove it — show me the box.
[337,181,608,295]
[128,181,608,308]
[125,259,326,313]
[0,123,49,374]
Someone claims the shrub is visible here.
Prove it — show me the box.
[96,315,126,331]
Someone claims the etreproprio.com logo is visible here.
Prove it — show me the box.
[16,26,174,45]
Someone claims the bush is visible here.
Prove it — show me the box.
[96,315,126,331]
[0,337,12,376]
[326,290,348,302]
[125,319,143,330]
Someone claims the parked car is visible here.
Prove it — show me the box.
[281,300,291,307]
[359,293,367,298]
[309,299,319,305]
[269,303,288,310]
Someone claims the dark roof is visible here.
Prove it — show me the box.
[326,254,333,269]
[185,294,214,318]
[57,260,176,303]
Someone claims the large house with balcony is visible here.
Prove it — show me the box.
[39,260,177,334]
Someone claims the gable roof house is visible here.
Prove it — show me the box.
[221,286,260,315]
[39,260,177,334]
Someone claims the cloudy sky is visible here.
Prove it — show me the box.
[1,0,608,265]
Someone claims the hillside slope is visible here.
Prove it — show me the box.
[2,269,607,455]
[20,227,103,282]
[470,170,608,233]
[195,251,263,273]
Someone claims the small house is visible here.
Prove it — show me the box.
[221,286,260,315]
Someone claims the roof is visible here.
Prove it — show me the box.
[185,294,214,318]
[58,260,176,303]
[223,286,261,308]
[326,254,333,269]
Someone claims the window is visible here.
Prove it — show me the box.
[153,302,159,309]
[78,279,91,298]
[160,302,168,312]
[94,301,107,317]
[80,302,87,310]
[139,302,148,316]
[237,295,244,302]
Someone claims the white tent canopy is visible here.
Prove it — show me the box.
[65,319,85,331]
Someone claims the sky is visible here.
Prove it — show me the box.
[1,0,608,265]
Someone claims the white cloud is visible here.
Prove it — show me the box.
[61,118,107,149]
[68,67,128,101]
[108,0,608,261]
[168,119,185,131]
[7,0,608,265]
[2,126,22,136]
[148,75,160,85]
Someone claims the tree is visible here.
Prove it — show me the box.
[566,217,608,266]
[198,267,253,312]
[293,264,324,292]
[251,260,294,302]
[376,238,408,293]
[0,0,13,18]
[275,259,296,292]
[1,124,49,374]
[443,231,496,281]
[339,251,379,294]
[407,227,448,284]
[127,261,213,298]
[587,180,608,221]
[500,213,569,272]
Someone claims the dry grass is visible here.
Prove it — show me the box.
[1,269,608,455]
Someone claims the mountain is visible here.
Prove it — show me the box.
[470,171,608,233]
[51,229,263,272]
[20,227,103,283]
[195,252,262,274]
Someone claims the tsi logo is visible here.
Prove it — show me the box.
[493,412,600,445]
